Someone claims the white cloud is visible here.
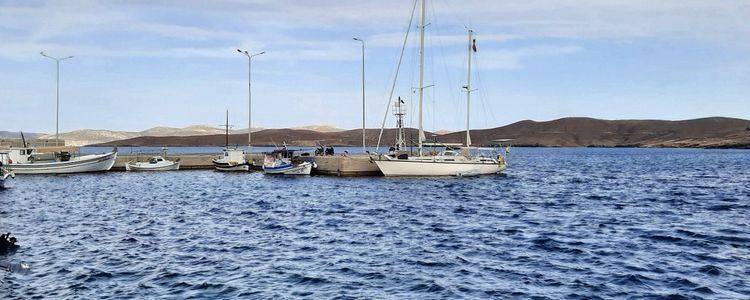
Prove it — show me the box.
[1,0,747,61]
[2,0,749,131]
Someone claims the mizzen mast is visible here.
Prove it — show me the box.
[464,29,474,148]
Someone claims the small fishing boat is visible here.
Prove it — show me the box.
[263,148,315,175]
[1,146,117,174]
[125,148,179,171]
[212,110,251,171]
[125,155,180,171]
[213,148,250,171]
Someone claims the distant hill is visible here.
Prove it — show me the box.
[39,129,140,146]
[95,117,750,148]
[0,131,47,140]
[139,125,226,137]
[439,117,750,148]
[96,128,429,147]
[20,125,264,146]
[433,129,455,135]
[290,124,346,132]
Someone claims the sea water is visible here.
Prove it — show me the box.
[1,148,749,298]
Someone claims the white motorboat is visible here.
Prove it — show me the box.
[263,148,315,175]
[373,0,506,177]
[125,155,179,171]
[1,146,117,174]
[0,152,14,189]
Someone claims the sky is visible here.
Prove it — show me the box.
[1,0,748,133]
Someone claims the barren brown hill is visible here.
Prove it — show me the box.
[96,117,750,148]
[97,128,430,147]
[439,117,750,148]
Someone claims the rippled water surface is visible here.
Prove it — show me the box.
[2,148,749,299]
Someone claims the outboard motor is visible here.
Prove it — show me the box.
[59,151,72,162]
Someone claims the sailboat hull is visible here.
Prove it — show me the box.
[374,159,505,177]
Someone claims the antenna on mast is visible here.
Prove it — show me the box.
[219,110,234,148]
[393,97,407,150]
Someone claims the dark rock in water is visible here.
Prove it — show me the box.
[0,232,19,255]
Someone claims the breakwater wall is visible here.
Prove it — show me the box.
[111,153,383,176]
[112,153,266,171]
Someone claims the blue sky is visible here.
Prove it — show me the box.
[1,0,748,133]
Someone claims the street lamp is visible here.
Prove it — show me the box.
[353,37,365,153]
[40,51,74,146]
[237,49,265,153]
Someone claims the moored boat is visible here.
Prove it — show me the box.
[125,155,180,171]
[213,148,251,171]
[372,0,507,176]
[263,148,315,175]
[374,149,505,177]
[1,146,117,174]
[213,110,251,171]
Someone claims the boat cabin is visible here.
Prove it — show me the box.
[269,149,295,159]
[0,146,79,164]
[1,147,34,164]
[221,148,246,162]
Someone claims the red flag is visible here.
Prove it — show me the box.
[472,39,477,52]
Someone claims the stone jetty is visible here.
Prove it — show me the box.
[112,153,382,176]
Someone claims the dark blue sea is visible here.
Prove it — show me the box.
[1,148,749,299]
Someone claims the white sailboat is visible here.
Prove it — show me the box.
[374,0,506,177]
[212,110,251,171]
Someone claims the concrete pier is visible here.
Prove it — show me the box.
[112,153,268,171]
[300,154,381,176]
[112,153,383,176]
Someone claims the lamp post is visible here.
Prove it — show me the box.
[353,37,365,153]
[237,49,265,153]
[40,51,74,146]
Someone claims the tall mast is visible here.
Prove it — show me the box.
[417,0,426,155]
[465,29,473,148]
[225,110,229,148]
